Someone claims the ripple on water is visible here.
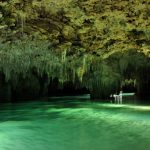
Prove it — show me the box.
[0,101,150,150]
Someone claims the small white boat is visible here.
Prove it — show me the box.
[122,93,135,96]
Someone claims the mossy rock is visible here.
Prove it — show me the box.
[62,25,76,40]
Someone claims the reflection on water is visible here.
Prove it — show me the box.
[0,97,150,150]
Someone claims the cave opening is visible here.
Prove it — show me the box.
[121,79,137,93]
[10,76,90,102]
[47,78,90,97]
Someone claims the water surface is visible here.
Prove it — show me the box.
[0,97,150,150]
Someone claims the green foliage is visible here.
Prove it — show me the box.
[0,0,149,57]
[0,0,150,99]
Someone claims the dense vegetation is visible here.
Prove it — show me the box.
[0,0,150,101]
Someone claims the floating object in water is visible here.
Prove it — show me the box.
[121,93,135,96]
[110,92,135,104]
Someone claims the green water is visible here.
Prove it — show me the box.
[0,97,150,150]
